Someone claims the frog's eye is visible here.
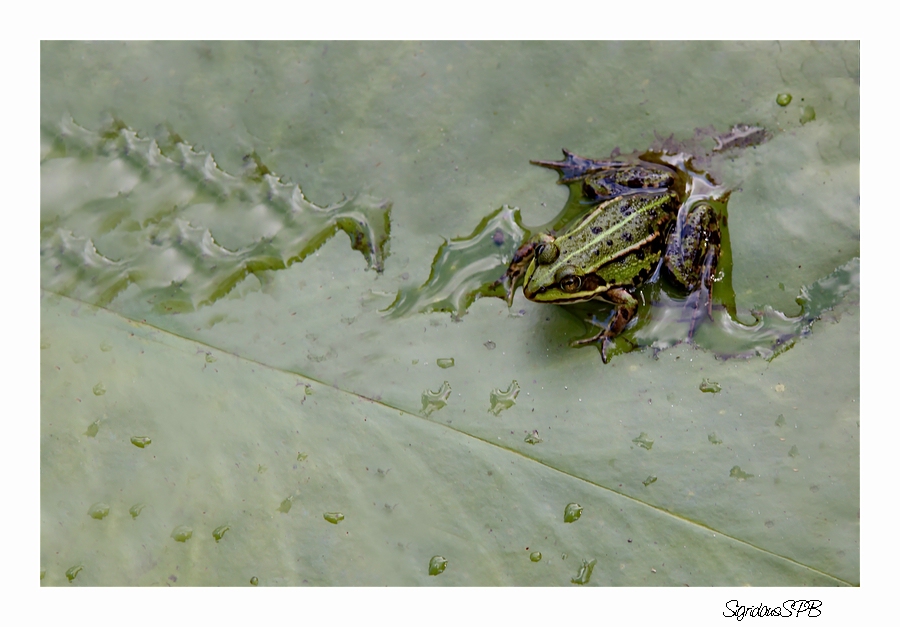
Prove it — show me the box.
[535,242,559,265]
[556,267,582,293]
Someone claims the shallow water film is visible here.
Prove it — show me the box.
[41,41,858,586]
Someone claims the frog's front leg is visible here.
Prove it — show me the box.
[663,202,721,335]
[572,287,638,363]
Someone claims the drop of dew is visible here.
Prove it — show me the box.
[632,432,654,450]
[205,353,217,363]
[428,555,448,576]
[250,576,258,586]
[699,378,721,393]
[564,503,583,523]
[489,380,520,416]
[799,105,816,125]
[41,568,46,580]
[297,452,308,461]
[92,382,106,396]
[775,414,786,427]
[776,93,792,106]
[100,341,113,352]
[84,419,101,438]
[88,502,110,520]
[707,432,722,445]
[436,357,455,369]
[524,430,542,445]
[642,475,657,487]
[529,551,542,562]
[571,559,597,585]
[130,436,151,448]
[277,496,294,513]
[65,565,84,582]
[729,466,753,480]
[788,445,799,458]
[422,381,452,416]
[484,341,496,350]
[171,525,193,542]
[323,512,345,524]
[212,525,230,542]
[129,503,145,519]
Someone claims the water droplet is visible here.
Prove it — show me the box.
[205,353,217,363]
[632,432,654,450]
[421,381,451,416]
[129,503,145,519]
[489,380,520,416]
[529,551,542,562]
[257,464,267,474]
[428,555,448,576]
[40,568,46,580]
[305,386,314,396]
[699,378,721,393]
[436,357,455,369]
[41,340,51,350]
[277,496,294,513]
[212,525,230,542]
[92,382,106,396]
[250,576,259,586]
[729,466,753,480]
[524,430,542,445]
[776,93,792,106]
[765,520,775,528]
[642,475,657,487]
[88,502,110,519]
[65,565,84,582]
[707,432,722,445]
[774,384,785,393]
[775,414,786,427]
[323,512,345,524]
[484,341,496,350]
[564,503,583,523]
[84,419,101,437]
[130,436,151,448]
[799,105,816,125]
[100,340,113,352]
[570,559,596,585]
[297,452,308,461]
[171,525,193,542]
[788,445,799,458]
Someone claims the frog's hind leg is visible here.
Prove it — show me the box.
[663,202,721,338]
[571,287,638,363]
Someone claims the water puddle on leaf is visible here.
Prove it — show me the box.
[40,117,392,314]
[421,381,451,417]
[563,503,583,523]
[171,525,193,542]
[323,512,345,524]
[87,503,110,520]
[489,380,520,416]
[570,559,596,585]
[428,555,448,576]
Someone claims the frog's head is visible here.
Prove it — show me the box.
[522,234,607,304]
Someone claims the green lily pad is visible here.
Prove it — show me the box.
[41,41,858,586]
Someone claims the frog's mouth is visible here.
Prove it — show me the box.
[523,284,601,304]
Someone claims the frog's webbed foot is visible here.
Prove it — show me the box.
[685,244,718,339]
[571,289,638,363]
[530,149,623,183]
[496,240,539,306]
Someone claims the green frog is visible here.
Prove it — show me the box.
[503,149,721,362]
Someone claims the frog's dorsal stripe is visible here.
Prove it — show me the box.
[561,192,672,271]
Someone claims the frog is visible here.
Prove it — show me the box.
[503,149,721,363]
